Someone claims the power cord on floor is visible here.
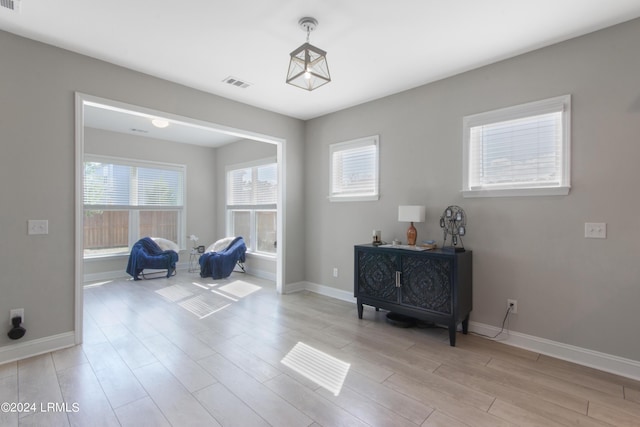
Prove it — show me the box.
[471,304,513,340]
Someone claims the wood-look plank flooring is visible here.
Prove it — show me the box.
[1,273,639,426]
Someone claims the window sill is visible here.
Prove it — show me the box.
[329,194,379,202]
[247,251,276,261]
[462,186,570,198]
[84,253,129,262]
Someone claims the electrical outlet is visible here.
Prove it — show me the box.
[585,222,606,239]
[507,299,517,314]
[333,267,338,278]
[10,308,24,324]
[28,219,48,235]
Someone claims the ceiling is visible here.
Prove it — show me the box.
[2,1,640,121]
[83,102,243,147]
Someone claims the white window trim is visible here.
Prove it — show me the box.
[83,154,187,256]
[462,95,571,198]
[329,135,380,202]
[225,157,277,257]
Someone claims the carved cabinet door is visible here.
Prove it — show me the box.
[356,251,398,303]
[400,254,452,314]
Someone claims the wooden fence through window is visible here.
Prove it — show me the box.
[84,210,178,249]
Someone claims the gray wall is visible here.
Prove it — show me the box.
[83,127,218,277]
[0,30,305,348]
[304,19,640,361]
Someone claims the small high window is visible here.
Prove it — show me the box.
[462,95,571,197]
[329,135,379,202]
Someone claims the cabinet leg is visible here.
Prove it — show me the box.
[462,314,469,335]
[357,302,363,319]
[448,326,456,346]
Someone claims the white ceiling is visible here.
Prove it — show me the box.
[83,102,243,147]
[2,1,640,121]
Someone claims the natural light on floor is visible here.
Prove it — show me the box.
[155,284,194,302]
[281,342,351,396]
[218,280,262,298]
[83,280,113,289]
[178,294,230,319]
[154,279,262,319]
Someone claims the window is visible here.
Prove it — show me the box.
[329,135,379,202]
[226,159,277,256]
[83,155,185,257]
[462,95,571,197]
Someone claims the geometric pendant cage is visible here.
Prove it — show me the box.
[286,17,331,91]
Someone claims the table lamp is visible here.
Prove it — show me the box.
[398,205,426,245]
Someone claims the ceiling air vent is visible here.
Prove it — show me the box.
[222,76,251,89]
[1,0,20,12]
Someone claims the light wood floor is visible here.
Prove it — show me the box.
[1,273,639,426]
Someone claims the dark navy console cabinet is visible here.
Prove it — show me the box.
[354,244,472,346]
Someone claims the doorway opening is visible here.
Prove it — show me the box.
[74,93,285,343]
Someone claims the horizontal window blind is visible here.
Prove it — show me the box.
[84,159,184,208]
[226,159,278,255]
[330,136,379,200]
[469,111,562,188]
[227,163,277,207]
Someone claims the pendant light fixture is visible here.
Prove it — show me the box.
[286,17,331,91]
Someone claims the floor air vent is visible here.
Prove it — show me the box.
[222,76,251,89]
[1,0,20,12]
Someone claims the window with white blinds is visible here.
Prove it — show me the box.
[227,162,277,207]
[462,95,571,198]
[84,158,184,207]
[83,155,185,257]
[329,135,379,202]
[226,159,277,255]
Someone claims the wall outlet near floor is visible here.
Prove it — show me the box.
[507,299,518,314]
[333,267,338,278]
[10,308,24,324]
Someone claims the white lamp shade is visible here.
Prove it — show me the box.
[398,205,426,223]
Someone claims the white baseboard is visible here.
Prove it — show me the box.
[243,266,276,282]
[83,260,192,283]
[0,332,76,365]
[469,321,640,381]
[282,281,307,294]
[84,270,129,283]
[297,281,640,381]
[283,281,355,303]
[83,262,272,283]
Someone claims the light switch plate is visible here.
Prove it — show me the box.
[28,220,48,235]
[585,222,606,239]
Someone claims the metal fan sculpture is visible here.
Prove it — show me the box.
[440,205,467,251]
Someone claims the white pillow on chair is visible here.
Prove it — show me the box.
[151,237,179,252]
[206,237,235,253]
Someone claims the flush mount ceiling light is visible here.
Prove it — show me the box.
[286,17,331,91]
[151,118,169,128]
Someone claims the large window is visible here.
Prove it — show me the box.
[83,155,185,257]
[329,135,379,202]
[226,159,277,255]
[462,95,571,197]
